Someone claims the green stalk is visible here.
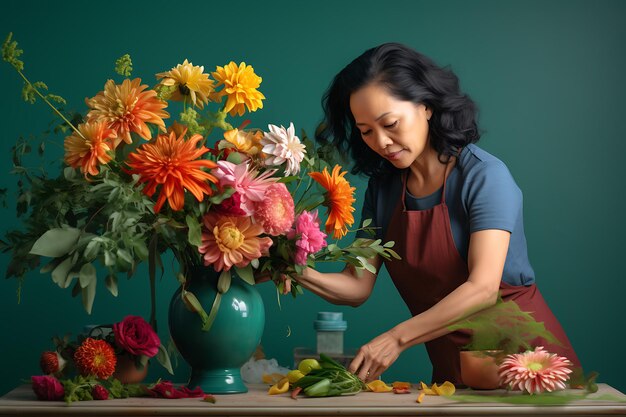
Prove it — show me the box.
[15,70,82,137]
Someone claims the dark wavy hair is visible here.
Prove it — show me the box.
[316,43,480,177]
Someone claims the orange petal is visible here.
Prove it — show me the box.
[366,380,393,393]
[268,377,289,395]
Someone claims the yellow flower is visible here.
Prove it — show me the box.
[85,78,169,146]
[223,128,264,156]
[212,62,265,116]
[156,59,215,109]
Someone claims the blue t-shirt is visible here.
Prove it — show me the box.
[356,144,535,286]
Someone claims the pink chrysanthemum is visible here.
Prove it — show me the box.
[213,161,277,215]
[198,212,273,271]
[287,210,327,265]
[253,183,294,236]
[498,346,573,394]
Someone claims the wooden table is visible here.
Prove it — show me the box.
[1,383,625,416]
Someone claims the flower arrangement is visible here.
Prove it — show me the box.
[0,33,398,330]
[39,315,171,381]
[32,315,189,403]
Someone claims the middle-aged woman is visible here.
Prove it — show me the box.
[292,42,580,384]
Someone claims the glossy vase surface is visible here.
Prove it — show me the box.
[169,266,265,394]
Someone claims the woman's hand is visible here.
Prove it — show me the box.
[348,329,403,382]
[253,272,291,294]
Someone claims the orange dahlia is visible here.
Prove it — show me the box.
[64,121,117,176]
[198,212,273,271]
[156,59,215,109]
[85,78,169,145]
[73,338,117,379]
[126,131,218,213]
[309,165,356,239]
[212,62,265,117]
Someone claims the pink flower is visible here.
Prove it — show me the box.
[92,385,109,400]
[287,210,327,265]
[214,192,247,216]
[39,351,67,375]
[213,161,276,215]
[498,346,573,394]
[113,316,160,358]
[254,183,295,236]
[31,375,64,401]
[199,213,273,271]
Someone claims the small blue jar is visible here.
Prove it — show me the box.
[314,312,347,354]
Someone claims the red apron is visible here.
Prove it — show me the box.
[383,163,580,384]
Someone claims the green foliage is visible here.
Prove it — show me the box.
[447,298,561,354]
[2,32,24,71]
[293,353,366,397]
[115,54,133,77]
[179,107,205,136]
[61,375,146,404]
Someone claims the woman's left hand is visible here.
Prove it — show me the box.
[348,330,403,382]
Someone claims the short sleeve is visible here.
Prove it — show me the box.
[462,160,522,233]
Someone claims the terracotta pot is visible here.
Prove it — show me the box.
[113,354,149,384]
[459,350,502,390]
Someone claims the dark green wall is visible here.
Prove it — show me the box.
[1,0,624,396]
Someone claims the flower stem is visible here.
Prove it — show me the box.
[16,70,82,138]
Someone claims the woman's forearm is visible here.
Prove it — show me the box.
[390,279,499,348]
[297,265,378,307]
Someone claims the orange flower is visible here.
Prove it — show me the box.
[309,165,356,239]
[212,62,265,116]
[64,121,117,176]
[198,212,273,272]
[86,78,169,146]
[126,131,218,213]
[73,338,117,379]
[223,128,264,156]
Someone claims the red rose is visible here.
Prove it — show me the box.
[214,192,247,216]
[39,351,66,375]
[92,384,109,400]
[113,316,160,357]
[31,375,64,401]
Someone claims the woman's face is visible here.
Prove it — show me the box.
[349,83,432,169]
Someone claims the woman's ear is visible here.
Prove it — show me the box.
[425,106,433,121]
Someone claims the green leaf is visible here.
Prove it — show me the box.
[30,228,81,257]
[104,250,116,266]
[155,343,174,375]
[235,265,255,286]
[362,218,372,228]
[383,240,395,248]
[217,269,231,294]
[185,215,202,247]
[105,274,118,297]
[116,248,133,265]
[81,277,96,314]
[84,239,101,261]
[51,257,73,287]
[79,263,96,289]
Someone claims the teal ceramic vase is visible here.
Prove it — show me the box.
[168,266,265,394]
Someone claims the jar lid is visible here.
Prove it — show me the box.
[314,311,347,331]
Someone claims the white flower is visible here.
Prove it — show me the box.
[262,122,306,176]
